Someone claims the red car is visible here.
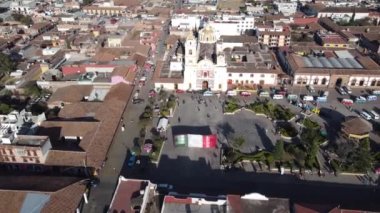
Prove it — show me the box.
[240,91,251,96]
[176,89,185,94]
[149,90,156,97]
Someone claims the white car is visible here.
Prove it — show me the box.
[360,111,372,120]
[337,87,347,95]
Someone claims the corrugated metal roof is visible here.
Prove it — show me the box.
[334,50,354,59]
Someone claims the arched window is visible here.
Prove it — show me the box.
[313,78,319,85]
[370,79,376,86]
[321,78,327,85]
[359,79,365,86]
[350,78,357,86]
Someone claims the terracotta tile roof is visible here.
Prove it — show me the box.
[0,177,86,213]
[92,48,130,62]
[48,85,93,105]
[153,61,184,84]
[45,150,87,166]
[0,191,25,213]
[130,53,147,67]
[134,44,151,57]
[38,121,100,146]
[58,102,102,119]
[41,181,86,213]
[109,177,149,213]
[166,35,180,46]
[86,83,134,168]
[43,83,134,168]
[342,116,373,135]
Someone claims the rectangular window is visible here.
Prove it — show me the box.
[23,158,27,163]
[235,80,239,83]
[11,157,16,162]
[250,74,254,77]
[261,74,265,77]
[228,73,232,77]
[239,74,243,77]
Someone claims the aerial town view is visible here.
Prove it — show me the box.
[1,0,380,212]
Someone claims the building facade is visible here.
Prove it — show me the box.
[155,25,284,91]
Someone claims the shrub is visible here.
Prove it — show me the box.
[303,118,320,129]
[0,103,12,114]
[279,124,298,137]
[225,100,240,113]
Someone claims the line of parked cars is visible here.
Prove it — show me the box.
[360,110,379,120]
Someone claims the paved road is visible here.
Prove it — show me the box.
[124,154,380,211]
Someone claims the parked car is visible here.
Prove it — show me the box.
[369,110,380,120]
[128,154,136,167]
[360,111,372,120]
[203,91,213,96]
[175,89,185,94]
[342,86,352,94]
[336,87,347,95]
[132,98,144,104]
[240,91,251,96]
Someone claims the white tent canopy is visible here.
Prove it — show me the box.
[157,117,169,132]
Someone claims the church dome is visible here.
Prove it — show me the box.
[199,24,217,44]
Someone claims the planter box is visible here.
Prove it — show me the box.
[280,134,297,140]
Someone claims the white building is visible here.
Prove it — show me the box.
[317,7,369,21]
[171,14,202,30]
[274,1,298,16]
[10,0,36,15]
[154,25,283,91]
[209,14,254,37]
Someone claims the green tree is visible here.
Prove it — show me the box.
[30,102,47,115]
[273,140,285,161]
[0,103,12,114]
[82,0,94,5]
[11,13,33,26]
[0,52,17,75]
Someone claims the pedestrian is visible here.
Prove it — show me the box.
[121,124,125,132]
[178,117,181,123]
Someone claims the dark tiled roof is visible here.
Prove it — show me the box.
[109,178,148,213]
[0,177,86,213]
[342,116,372,135]
[48,85,93,104]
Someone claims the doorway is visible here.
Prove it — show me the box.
[335,78,342,87]
[202,81,209,90]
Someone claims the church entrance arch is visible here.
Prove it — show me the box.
[202,81,209,90]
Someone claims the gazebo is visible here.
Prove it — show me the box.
[341,116,373,140]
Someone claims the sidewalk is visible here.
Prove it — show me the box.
[240,161,379,186]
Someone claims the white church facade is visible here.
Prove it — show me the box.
[154,25,284,92]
